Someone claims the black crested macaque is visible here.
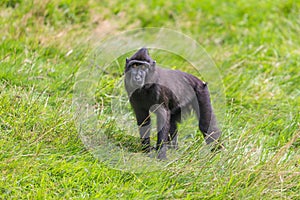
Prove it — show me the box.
[124,48,221,160]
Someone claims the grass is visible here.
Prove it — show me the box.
[1,0,299,199]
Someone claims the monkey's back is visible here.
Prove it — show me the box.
[155,67,201,102]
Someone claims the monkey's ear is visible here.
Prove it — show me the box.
[126,57,129,63]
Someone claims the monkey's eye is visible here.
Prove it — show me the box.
[141,65,146,69]
[132,64,137,68]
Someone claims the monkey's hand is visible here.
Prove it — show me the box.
[141,138,155,153]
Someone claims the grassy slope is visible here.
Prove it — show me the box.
[0,0,299,199]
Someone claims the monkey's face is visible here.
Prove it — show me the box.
[125,48,156,91]
[127,63,150,87]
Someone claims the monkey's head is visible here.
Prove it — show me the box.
[125,48,156,88]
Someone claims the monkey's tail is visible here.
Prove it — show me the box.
[193,80,222,145]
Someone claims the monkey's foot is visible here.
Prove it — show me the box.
[156,146,167,160]
[141,137,151,152]
[210,141,225,152]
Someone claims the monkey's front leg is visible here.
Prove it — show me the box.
[139,122,152,152]
[156,107,170,160]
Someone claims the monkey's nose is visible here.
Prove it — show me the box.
[135,76,142,81]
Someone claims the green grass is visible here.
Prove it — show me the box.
[1,0,299,199]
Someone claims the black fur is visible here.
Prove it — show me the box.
[125,48,221,159]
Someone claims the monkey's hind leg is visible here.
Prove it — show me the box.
[168,114,180,149]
